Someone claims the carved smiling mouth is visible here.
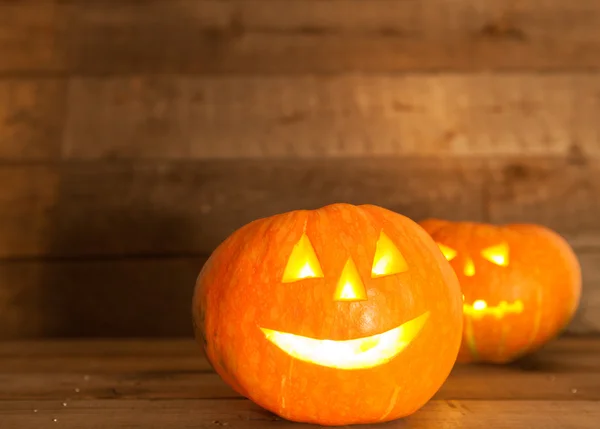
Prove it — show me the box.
[259,312,429,370]
[463,299,523,319]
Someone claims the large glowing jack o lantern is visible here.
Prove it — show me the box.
[194,204,462,425]
[419,219,582,364]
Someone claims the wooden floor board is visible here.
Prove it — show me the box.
[1,338,598,427]
[1,399,599,428]
[0,369,597,401]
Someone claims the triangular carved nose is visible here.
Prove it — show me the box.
[334,258,367,302]
[464,257,476,277]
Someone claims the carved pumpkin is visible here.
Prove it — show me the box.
[419,219,581,364]
[193,204,462,425]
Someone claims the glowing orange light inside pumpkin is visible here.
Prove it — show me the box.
[335,258,367,302]
[436,243,457,262]
[464,257,476,277]
[371,231,409,277]
[481,242,510,267]
[282,233,324,283]
[259,312,429,370]
[473,300,487,311]
[463,299,523,319]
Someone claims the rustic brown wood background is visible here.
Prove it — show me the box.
[1,0,599,339]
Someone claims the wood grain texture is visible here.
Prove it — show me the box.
[0,165,59,259]
[488,157,600,248]
[0,339,212,372]
[0,79,66,159]
[0,257,204,339]
[0,364,597,401]
[0,0,62,73]
[0,339,200,357]
[63,74,600,159]
[2,399,598,429]
[575,253,600,334]
[0,158,487,259]
[5,0,600,74]
[1,158,598,258]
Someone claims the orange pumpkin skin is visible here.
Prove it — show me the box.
[193,204,462,426]
[419,219,582,364]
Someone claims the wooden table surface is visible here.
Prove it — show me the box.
[1,337,599,428]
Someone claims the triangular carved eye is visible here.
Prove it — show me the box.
[436,243,457,261]
[481,242,509,267]
[371,231,409,278]
[282,233,324,283]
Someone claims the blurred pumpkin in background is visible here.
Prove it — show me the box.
[193,203,462,426]
[419,219,581,364]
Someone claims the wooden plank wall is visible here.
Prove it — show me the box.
[1,0,599,338]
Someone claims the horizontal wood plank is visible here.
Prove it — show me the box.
[1,74,598,161]
[5,1,600,74]
[0,372,235,401]
[0,159,487,258]
[0,355,210,374]
[0,339,199,357]
[0,165,59,258]
[0,79,66,160]
[1,399,599,428]
[571,253,600,334]
[63,75,600,159]
[1,158,599,258]
[0,258,204,339]
[488,158,600,248]
[0,339,212,372]
[0,366,597,401]
[0,0,62,73]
